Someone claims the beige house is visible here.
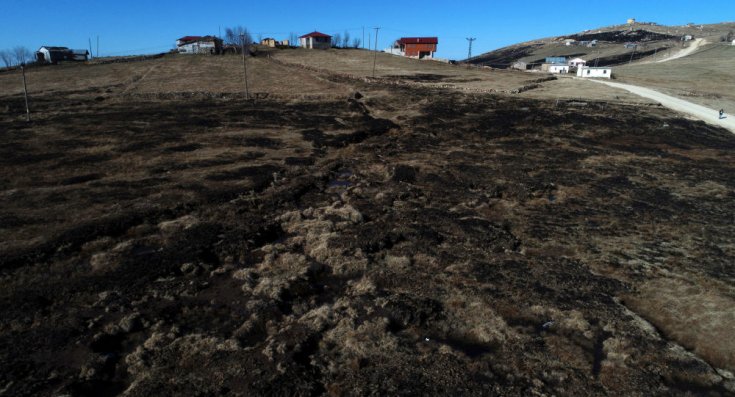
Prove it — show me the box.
[260,38,277,47]
[299,31,331,49]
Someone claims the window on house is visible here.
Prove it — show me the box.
[603,70,607,74]
[587,70,591,75]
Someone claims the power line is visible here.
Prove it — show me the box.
[372,27,380,78]
[240,34,249,100]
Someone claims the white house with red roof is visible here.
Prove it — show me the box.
[299,32,332,50]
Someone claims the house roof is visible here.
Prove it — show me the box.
[70,49,89,55]
[569,58,587,62]
[299,31,331,39]
[176,36,222,46]
[178,36,203,42]
[39,46,69,51]
[398,37,438,45]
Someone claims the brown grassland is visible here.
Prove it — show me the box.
[1,49,734,396]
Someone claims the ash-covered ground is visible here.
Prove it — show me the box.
[1,83,734,396]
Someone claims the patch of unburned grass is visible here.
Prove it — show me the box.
[625,276,735,371]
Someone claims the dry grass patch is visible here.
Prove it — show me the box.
[625,276,735,371]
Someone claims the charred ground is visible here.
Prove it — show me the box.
[1,56,735,396]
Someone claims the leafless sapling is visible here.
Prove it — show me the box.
[225,26,252,53]
[0,50,13,68]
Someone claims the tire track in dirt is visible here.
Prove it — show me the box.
[120,63,159,95]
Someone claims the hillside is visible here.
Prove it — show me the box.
[614,43,735,110]
[470,22,735,68]
[1,50,735,396]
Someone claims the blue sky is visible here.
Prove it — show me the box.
[1,0,733,59]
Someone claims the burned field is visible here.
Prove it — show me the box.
[1,75,735,396]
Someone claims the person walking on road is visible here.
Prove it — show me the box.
[720,109,726,119]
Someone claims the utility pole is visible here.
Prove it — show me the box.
[466,37,476,60]
[372,27,380,78]
[628,46,636,64]
[240,34,250,99]
[362,27,365,49]
[20,64,30,122]
[89,38,93,59]
[96,36,100,58]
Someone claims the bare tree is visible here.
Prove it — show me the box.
[289,32,298,47]
[0,50,13,67]
[351,38,361,49]
[224,26,253,53]
[332,33,342,48]
[342,31,350,48]
[13,46,32,65]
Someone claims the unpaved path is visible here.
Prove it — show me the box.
[589,79,735,133]
[655,38,705,63]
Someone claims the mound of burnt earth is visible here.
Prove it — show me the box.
[1,88,735,396]
[592,48,659,66]
[571,29,678,43]
[469,44,542,68]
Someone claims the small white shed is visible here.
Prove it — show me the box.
[577,66,612,79]
[568,58,587,67]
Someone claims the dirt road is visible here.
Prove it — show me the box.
[655,38,705,63]
[589,79,735,133]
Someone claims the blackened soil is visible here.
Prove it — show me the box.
[570,29,678,43]
[1,87,734,396]
[469,44,542,68]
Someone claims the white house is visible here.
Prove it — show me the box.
[568,58,587,67]
[511,61,528,70]
[577,66,612,79]
[299,32,332,49]
[542,63,570,74]
[176,36,222,54]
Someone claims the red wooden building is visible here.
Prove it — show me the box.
[396,37,438,59]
